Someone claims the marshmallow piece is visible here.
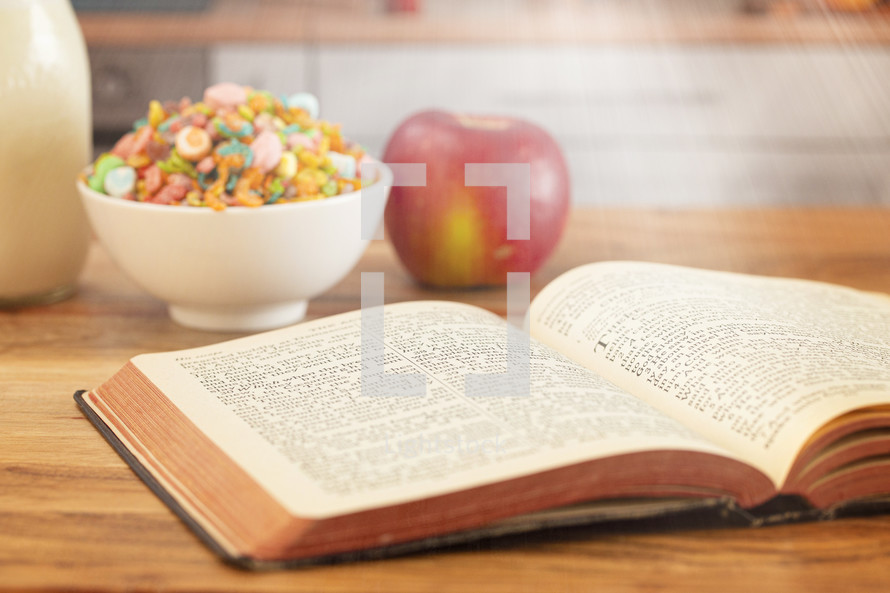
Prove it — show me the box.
[287,133,315,151]
[287,92,319,119]
[275,151,298,179]
[89,153,126,192]
[204,82,247,110]
[251,130,284,174]
[103,165,137,198]
[327,151,357,179]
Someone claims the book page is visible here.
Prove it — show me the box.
[529,261,890,486]
[132,301,735,519]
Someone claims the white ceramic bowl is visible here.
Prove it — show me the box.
[77,161,392,332]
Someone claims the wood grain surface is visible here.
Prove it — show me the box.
[3,208,890,592]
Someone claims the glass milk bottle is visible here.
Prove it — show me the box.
[0,0,91,306]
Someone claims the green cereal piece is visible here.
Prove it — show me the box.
[321,179,338,197]
[156,150,195,177]
[181,162,198,178]
[132,117,148,131]
[266,177,285,203]
[89,153,126,192]
[168,149,196,176]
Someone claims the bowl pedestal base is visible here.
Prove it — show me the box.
[169,300,309,332]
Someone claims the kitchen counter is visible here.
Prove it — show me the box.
[4,207,890,591]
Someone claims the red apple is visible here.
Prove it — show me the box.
[382,110,570,287]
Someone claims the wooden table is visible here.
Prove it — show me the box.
[4,208,890,592]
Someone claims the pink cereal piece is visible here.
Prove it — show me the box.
[144,164,163,195]
[168,173,193,188]
[203,82,247,111]
[111,132,136,159]
[191,112,208,128]
[151,183,188,205]
[252,112,275,134]
[131,125,153,156]
[196,156,215,174]
[287,133,315,151]
[251,130,283,174]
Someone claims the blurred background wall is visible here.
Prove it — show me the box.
[76,0,890,206]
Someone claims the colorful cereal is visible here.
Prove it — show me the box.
[82,83,369,209]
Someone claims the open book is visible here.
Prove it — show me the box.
[76,261,890,568]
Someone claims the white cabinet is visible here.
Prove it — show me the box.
[208,44,311,98]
